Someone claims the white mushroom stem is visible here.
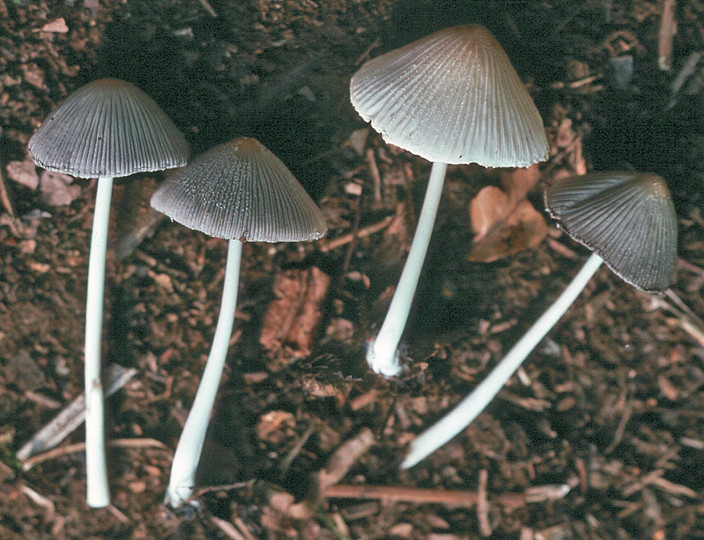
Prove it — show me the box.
[84,176,113,508]
[165,239,242,507]
[401,252,604,468]
[366,161,449,376]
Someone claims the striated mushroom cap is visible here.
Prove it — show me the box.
[545,171,678,293]
[150,137,327,243]
[28,78,190,179]
[350,24,549,167]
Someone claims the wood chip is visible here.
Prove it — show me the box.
[259,267,330,366]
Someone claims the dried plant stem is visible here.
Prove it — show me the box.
[324,484,525,508]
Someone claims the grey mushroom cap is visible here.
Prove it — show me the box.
[350,24,549,167]
[28,78,190,179]
[150,137,327,243]
[545,171,678,293]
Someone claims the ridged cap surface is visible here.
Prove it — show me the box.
[545,171,678,292]
[350,25,549,167]
[28,78,190,178]
[150,137,327,242]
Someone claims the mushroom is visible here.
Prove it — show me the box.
[150,137,327,507]
[28,78,189,507]
[402,171,678,468]
[350,24,549,376]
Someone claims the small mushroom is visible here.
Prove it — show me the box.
[150,137,326,507]
[28,78,189,507]
[402,171,678,468]
[350,24,549,376]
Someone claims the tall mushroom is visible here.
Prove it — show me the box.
[150,136,327,507]
[402,171,678,468]
[28,78,190,507]
[350,25,549,376]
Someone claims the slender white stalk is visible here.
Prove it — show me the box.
[367,161,449,376]
[402,253,604,468]
[165,239,242,507]
[85,176,113,508]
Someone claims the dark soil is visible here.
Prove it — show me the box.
[1,1,703,538]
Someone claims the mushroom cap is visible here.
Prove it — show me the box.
[545,171,678,293]
[150,137,327,243]
[350,24,549,167]
[28,78,190,179]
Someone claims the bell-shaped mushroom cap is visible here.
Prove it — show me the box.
[28,78,190,179]
[545,171,678,293]
[350,25,549,167]
[150,137,327,243]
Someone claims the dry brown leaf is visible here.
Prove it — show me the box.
[468,165,547,263]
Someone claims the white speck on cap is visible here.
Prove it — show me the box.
[28,78,190,178]
[350,25,549,167]
[150,137,327,243]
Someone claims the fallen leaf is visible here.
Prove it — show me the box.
[468,165,547,262]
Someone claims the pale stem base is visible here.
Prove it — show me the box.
[85,176,113,508]
[402,253,604,468]
[366,161,449,376]
[165,239,242,507]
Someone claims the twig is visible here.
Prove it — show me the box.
[210,516,248,540]
[190,479,255,499]
[604,399,633,454]
[477,469,492,536]
[651,291,704,348]
[17,365,138,461]
[106,504,130,523]
[658,0,677,71]
[22,438,169,470]
[196,0,217,17]
[233,517,258,540]
[20,484,55,520]
[665,289,704,328]
[323,484,524,508]
[668,52,703,108]
[316,428,374,494]
[279,422,317,476]
[354,38,381,66]
[366,148,382,203]
[678,257,704,276]
[320,216,393,252]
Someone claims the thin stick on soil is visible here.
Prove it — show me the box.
[323,484,523,508]
[658,0,677,71]
[22,438,169,470]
